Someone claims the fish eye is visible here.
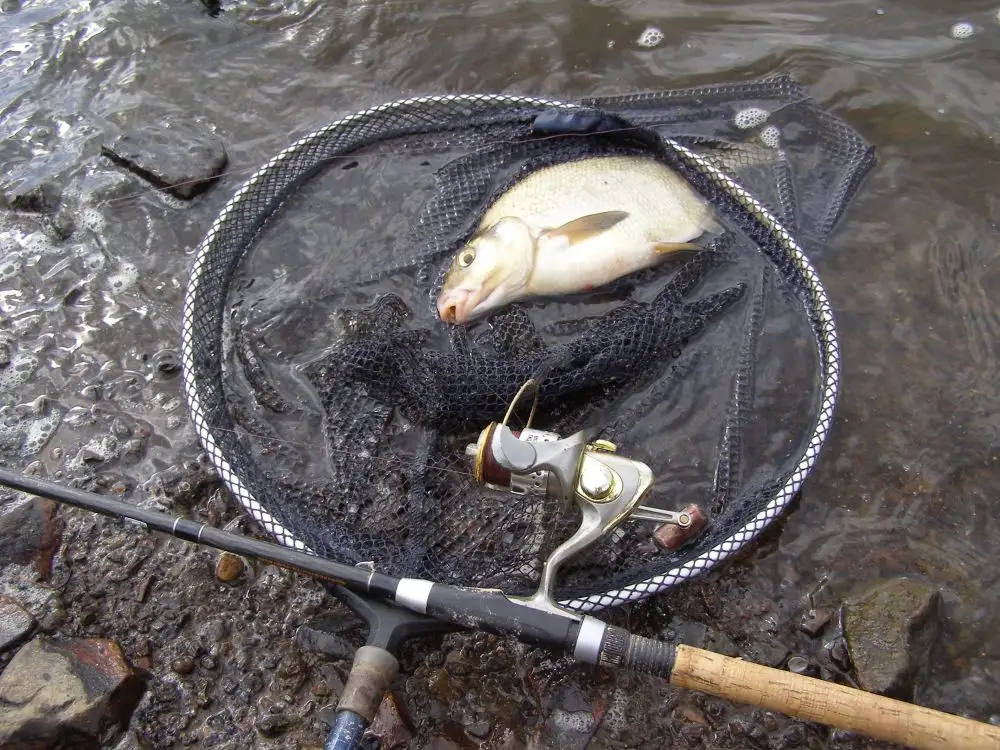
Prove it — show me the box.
[458,249,476,268]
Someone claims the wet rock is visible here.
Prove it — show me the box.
[742,633,790,668]
[101,117,228,200]
[3,179,62,214]
[199,0,223,17]
[465,719,490,740]
[0,496,64,579]
[0,637,147,748]
[215,552,246,582]
[799,608,831,637]
[844,578,941,699]
[254,710,292,738]
[0,565,65,632]
[664,617,741,657]
[0,595,36,653]
[369,692,412,749]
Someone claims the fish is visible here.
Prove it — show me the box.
[436,155,719,325]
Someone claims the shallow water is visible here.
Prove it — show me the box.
[3,0,1000,742]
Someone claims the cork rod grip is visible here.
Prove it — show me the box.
[671,645,1000,750]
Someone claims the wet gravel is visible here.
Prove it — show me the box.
[4,1,1000,747]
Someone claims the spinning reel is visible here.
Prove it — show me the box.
[467,380,707,614]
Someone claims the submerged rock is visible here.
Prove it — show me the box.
[844,578,942,699]
[101,117,228,201]
[2,179,62,215]
[0,637,147,749]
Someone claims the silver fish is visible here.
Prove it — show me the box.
[437,155,718,324]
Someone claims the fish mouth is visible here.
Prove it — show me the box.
[437,287,476,325]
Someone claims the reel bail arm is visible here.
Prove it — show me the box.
[466,381,708,615]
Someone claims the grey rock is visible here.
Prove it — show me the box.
[742,633,790,668]
[0,595,36,653]
[101,117,227,200]
[0,637,147,748]
[844,578,941,699]
[0,565,65,633]
[799,608,832,637]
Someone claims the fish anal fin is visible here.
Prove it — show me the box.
[653,241,701,255]
[541,211,629,246]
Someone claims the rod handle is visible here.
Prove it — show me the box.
[671,644,1000,750]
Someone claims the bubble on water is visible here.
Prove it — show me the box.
[552,709,595,733]
[636,26,664,48]
[734,107,769,130]
[951,21,975,39]
[78,208,106,234]
[22,411,61,456]
[159,396,181,413]
[0,353,39,392]
[758,124,782,149]
[107,262,138,294]
[82,251,106,272]
[19,231,52,257]
[603,689,629,734]
[0,254,22,283]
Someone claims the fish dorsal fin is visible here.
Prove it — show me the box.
[540,210,629,247]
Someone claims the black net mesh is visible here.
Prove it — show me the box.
[181,76,874,612]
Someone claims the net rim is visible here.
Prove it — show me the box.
[180,91,840,613]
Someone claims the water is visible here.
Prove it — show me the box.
[3,0,1000,742]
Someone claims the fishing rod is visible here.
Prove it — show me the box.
[1,461,997,750]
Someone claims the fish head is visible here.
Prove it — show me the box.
[437,217,536,324]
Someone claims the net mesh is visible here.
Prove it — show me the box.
[181,76,874,612]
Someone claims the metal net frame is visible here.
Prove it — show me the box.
[181,79,866,612]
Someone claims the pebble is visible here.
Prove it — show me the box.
[214,552,245,582]
[466,719,491,739]
[787,656,817,677]
[170,656,195,676]
[800,608,831,637]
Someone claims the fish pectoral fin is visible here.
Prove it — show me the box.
[652,241,702,255]
[541,211,630,246]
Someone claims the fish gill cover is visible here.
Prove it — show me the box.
[180,76,874,612]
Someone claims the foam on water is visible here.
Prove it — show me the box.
[636,26,664,48]
[734,107,769,129]
[758,124,782,149]
[107,261,139,294]
[0,353,39,393]
[0,254,22,283]
[78,207,107,235]
[552,708,595,733]
[602,689,629,734]
[22,410,62,456]
[951,21,975,39]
